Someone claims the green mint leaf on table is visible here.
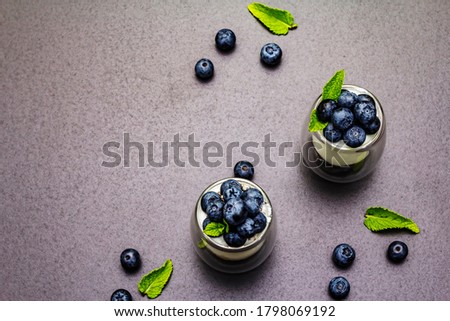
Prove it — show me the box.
[364,207,420,233]
[203,222,226,237]
[308,109,328,132]
[322,69,345,101]
[248,2,297,35]
[138,259,173,299]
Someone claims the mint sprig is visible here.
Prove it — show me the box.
[364,207,420,234]
[203,221,227,237]
[248,2,297,35]
[308,69,345,132]
[138,259,173,299]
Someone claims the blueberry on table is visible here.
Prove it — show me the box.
[215,28,236,51]
[206,198,224,222]
[195,58,214,80]
[362,116,381,135]
[242,188,264,215]
[201,191,221,212]
[328,276,350,300]
[354,101,376,126]
[111,289,133,301]
[120,248,141,272]
[252,212,267,233]
[323,122,342,143]
[260,43,282,66]
[337,90,358,110]
[220,179,243,201]
[234,161,255,180]
[343,126,366,148]
[387,241,408,263]
[332,243,356,268]
[223,197,246,226]
[316,100,338,122]
[224,232,247,247]
[331,108,354,131]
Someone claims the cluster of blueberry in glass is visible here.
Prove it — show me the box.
[201,179,267,247]
[318,90,381,148]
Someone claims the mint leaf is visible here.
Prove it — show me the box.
[138,259,173,299]
[197,239,206,249]
[364,207,420,233]
[308,109,328,132]
[322,69,345,101]
[223,219,230,233]
[248,2,297,35]
[203,222,226,237]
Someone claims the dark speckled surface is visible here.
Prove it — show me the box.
[1,0,449,300]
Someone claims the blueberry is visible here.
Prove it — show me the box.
[323,122,342,143]
[337,90,358,110]
[357,93,375,105]
[332,243,356,268]
[220,179,243,201]
[343,126,366,148]
[201,191,221,212]
[354,101,376,126]
[111,289,133,301]
[223,197,246,226]
[195,58,214,80]
[224,232,247,247]
[328,276,350,300]
[260,43,282,66]
[242,188,264,215]
[387,241,408,263]
[316,100,338,122]
[253,212,267,233]
[362,116,381,135]
[215,28,236,51]
[331,108,354,131]
[202,217,211,230]
[234,161,254,180]
[120,248,141,272]
[205,198,224,222]
[237,217,256,238]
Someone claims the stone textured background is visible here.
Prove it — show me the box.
[1,0,449,300]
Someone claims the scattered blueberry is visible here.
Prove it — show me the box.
[111,289,133,301]
[206,198,224,222]
[120,248,141,272]
[337,90,358,110]
[253,212,267,233]
[224,232,247,247]
[357,93,375,106]
[328,276,350,300]
[242,188,264,215]
[343,126,366,148]
[215,28,236,51]
[362,116,381,135]
[387,241,408,263]
[354,101,376,126]
[260,43,282,66]
[202,217,211,230]
[223,197,246,226]
[221,179,243,201]
[331,108,354,131]
[323,122,343,143]
[236,217,256,238]
[332,244,356,268]
[234,161,255,180]
[195,58,214,80]
[317,100,338,122]
[201,191,221,212]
